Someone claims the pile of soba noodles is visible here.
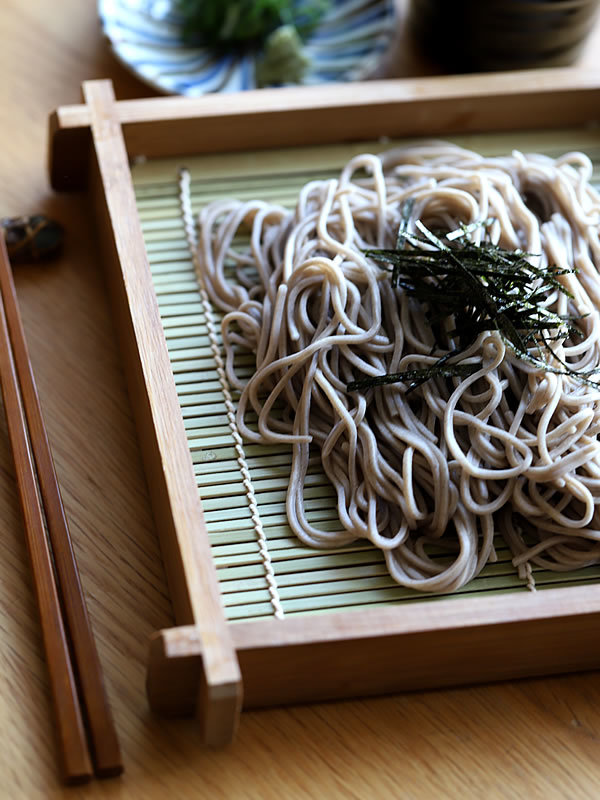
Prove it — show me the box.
[188,142,600,593]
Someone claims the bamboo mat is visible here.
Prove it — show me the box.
[132,128,600,622]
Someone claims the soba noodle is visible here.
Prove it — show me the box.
[182,142,600,593]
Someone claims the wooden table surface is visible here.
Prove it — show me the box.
[2,1,600,797]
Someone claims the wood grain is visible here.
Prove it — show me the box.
[50,67,600,190]
[148,584,600,712]
[0,235,92,784]
[83,78,242,746]
[3,0,600,797]
[0,222,122,780]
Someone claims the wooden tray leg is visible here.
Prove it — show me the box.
[147,626,241,746]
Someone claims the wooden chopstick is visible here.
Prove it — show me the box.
[0,233,122,782]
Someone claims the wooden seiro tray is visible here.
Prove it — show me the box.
[48,70,600,746]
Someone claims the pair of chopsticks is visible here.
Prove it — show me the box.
[0,232,122,783]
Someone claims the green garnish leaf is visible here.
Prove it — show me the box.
[347,360,479,394]
[176,0,330,47]
[348,211,591,393]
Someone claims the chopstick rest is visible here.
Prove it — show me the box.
[1,215,63,263]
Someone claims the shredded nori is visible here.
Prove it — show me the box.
[347,205,592,394]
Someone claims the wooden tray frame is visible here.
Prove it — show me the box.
[48,70,600,746]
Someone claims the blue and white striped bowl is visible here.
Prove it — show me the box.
[99,0,396,95]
